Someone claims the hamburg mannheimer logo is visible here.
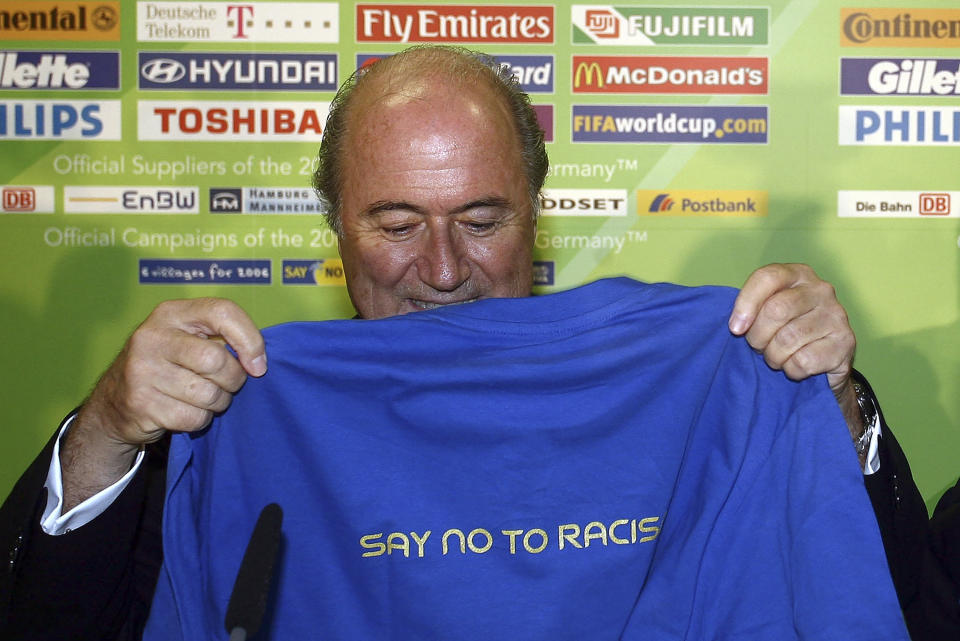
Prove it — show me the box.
[0,100,121,139]
[1,186,55,213]
[0,51,119,89]
[572,6,768,46]
[841,9,960,47]
[841,58,960,96]
[638,190,768,217]
[839,106,960,145]
[209,187,321,214]
[282,258,345,285]
[357,53,554,93]
[137,101,330,141]
[356,4,554,43]
[572,55,767,94]
[838,191,958,218]
[539,189,628,216]
[572,105,768,144]
[137,2,338,43]
[0,1,120,41]
[64,186,198,213]
[139,52,337,91]
[140,259,271,284]
[532,260,554,286]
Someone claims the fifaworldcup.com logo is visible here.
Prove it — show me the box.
[639,190,768,216]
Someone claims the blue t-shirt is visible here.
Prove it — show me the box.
[145,278,908,640]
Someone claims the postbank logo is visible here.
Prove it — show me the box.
[1,186,55,213]
[356,4,554,43]
[638,190,767,217]
[0,1,119,41]
[0,51,119,89]
[839,106,960,145]
[139,52,337,91]
[64,186,199,213]
[209,186,320,214]
[137,100,330,142]
[0,100,121,139]
[572,6,768,46]
[572,105,768,144]
[282,258,345,285]
[842,9,960,48]
[572,55,767,94]
[841,58,960,96]
[838,190,958,217]
[137,2,338,43]
[540,189,628,216]
[140,259,271,284]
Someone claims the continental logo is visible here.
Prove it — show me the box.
[0,1,119,41]
[573,55,767,94]
[842,9,960,47]
[572,5,768,46]
[356,4,554,43]
[638,190,767,216]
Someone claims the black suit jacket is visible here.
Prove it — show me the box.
[0,414,168,641]
[858,373,960,640]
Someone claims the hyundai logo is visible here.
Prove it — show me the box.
[141,59,186,84]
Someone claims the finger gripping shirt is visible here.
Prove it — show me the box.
[144,277,909,640]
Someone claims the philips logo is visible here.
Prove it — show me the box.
[138,52,338,91]
[0,51,119,89]
[841,58,960,96]
[839,106,960,145]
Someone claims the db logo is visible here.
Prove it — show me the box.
[2,187,35,212]
[919,193,950,216]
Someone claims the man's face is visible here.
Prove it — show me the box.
[337,78,536,319]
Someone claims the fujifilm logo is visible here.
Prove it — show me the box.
[0,51,119,89]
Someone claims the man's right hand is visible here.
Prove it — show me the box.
[60,298,266,510]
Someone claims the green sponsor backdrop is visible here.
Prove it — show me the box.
[1,0,958,513]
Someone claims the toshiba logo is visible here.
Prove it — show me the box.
[137,100,330,141]
[356,4,553,43]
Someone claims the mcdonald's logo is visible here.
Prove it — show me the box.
[574,61,604,89]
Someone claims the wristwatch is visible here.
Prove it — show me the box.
[852,380,878,458]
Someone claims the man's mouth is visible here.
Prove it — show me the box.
[408,298,478,311]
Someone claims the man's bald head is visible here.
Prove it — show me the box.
[313,46,548,235]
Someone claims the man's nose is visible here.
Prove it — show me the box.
[417,224,470,292]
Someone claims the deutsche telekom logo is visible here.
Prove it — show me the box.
[227,5,254,38]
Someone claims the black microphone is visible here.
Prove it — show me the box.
[225,503,284,641]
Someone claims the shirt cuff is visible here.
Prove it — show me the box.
[862,410,881,476]
[40,414,146,535]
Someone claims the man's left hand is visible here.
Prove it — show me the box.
[728,263,862,438]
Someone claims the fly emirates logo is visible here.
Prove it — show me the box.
[356,4,554,43]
